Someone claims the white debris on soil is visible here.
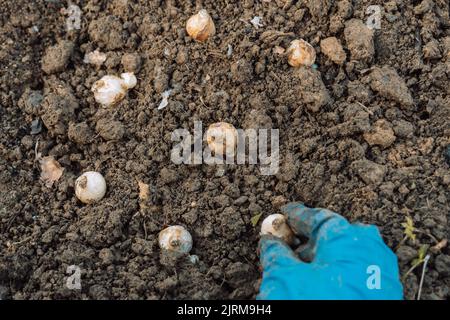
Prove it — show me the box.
[163,47,171,58]
[30,119,42,135]
[250,16,263,29]
[158,89,172,110]
[227,44,233,58]
[62,4,82,31]
[188,255,199,264]
[83,50,107,67]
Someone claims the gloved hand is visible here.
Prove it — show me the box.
[257,203,403,300]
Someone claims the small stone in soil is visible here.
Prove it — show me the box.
[351,159,386,185]
[19,89,43,115]
[344,19,374,62]
[444,145,450,165]
[30,119,42,135]
[320,37,346,65]
[95,118,125,141]
[369,66,414,108]
[121,53,142,73]
[363,119,396,149]
[41,40,74,74]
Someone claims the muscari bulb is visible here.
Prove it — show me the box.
[261,214,296,245]
[286,39,316,67]
[186,9,215,42]
[92,72,137,107]
[206,122,238,157]
[158,225,193,253]
[75,171,106,204]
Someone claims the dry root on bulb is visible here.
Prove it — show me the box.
[186,9,215,42]
[91,72,137,107]
[206,122,238,157]
[286,39,316,67]
[75,171,106,204]
[158,226,193,253]
[261,214,297,245]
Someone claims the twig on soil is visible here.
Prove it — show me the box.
[402,259,422,281]
[415,230,439,244]
[143,220,148,240]
[219,276,226,288]
[34,139,40,159]
[5,212,19,232]
[238,18,249,25]
[356,101,374,116]
[357,67,375,75]
[11,236,32,246]
[207,50,226,58]
[283,0,294,11]
[199,96,208,108]
[417,254,430,300]
[164,211,169,227]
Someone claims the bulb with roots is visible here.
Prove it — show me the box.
[158,225,193,253]
[261,214,298,245]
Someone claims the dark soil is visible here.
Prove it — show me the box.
[0,0,449,300]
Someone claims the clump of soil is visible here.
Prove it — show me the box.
[0,0,449,300]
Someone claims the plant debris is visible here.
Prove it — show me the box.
[39,156,64,188]
[250,16,263,29]
[158,89,172,110]
[250,213,263,227]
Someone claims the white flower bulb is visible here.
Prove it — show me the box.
[92,73,137,107]
[120,72,137,89]
[186,9,215,42]
[158,225,193,253]
[261,214,297,245]
[75,171,106,204]
[286,39,316,67]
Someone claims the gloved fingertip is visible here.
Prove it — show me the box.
[295,243,316,262]
[280,202,306,216]
[284,202,349,238]
[259,236,300,271]
[258,234,286,252]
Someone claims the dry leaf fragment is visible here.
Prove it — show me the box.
[251,213,263,227]
[274,46,285,55]
[39,156,64,187]
[137,180,149,201]
[431,239,447,253]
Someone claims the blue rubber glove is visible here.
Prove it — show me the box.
[257,203,403,300]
